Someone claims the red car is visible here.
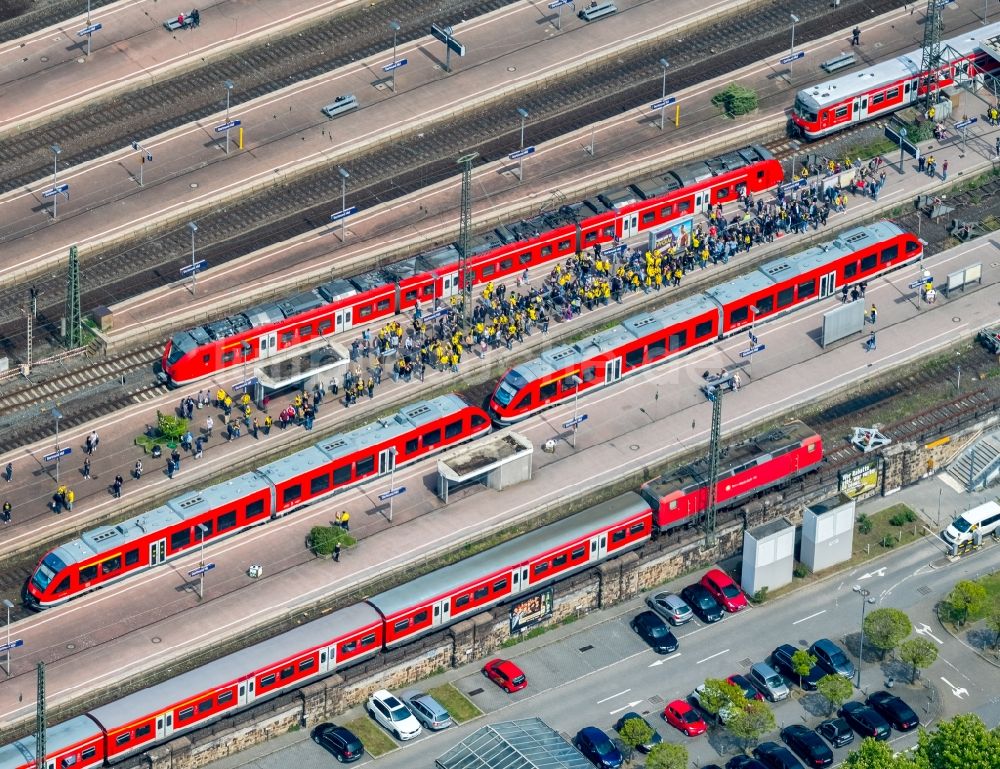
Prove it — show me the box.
[663,699,707,736]
[701,569,748,612]
[482,659,528,692]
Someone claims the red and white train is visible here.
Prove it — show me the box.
[791,21,1000,139]
[488,220,922,424]
[161,146,783,384]
[26,395,490,608]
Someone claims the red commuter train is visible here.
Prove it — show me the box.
[162,146,783,384]
[791,21,1000,139]
[26,395,490,608]
[488,220,922,424]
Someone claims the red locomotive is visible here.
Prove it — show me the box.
[161,146,782,384]
[791,21,1000,139]
[489,220,921,424]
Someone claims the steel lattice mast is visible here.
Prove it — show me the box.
[920,0,943,112]
[35,662,46,769]
[704,386,723,547]
[65,245,82,349]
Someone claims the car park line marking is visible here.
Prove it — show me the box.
[609,700,643,716]
[597,688,631,704]
[649,653,681,667]
[696,649,729,665]
[792,609,826,625]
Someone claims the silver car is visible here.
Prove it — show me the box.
[646,591,693,626]
[404,691,453,730]
[748,662,790,702]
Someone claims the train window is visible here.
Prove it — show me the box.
[834,106,848,118]
[500,258,513,271]
[218,691,234,704]
[560,374,579,391]
[318,319,332,334]
[539,381,557,400]
[299,658,315,672]
[359,306,372,319]
[881,245,898,263]
[553,554,568,567]
[82,748,96,760]
[540,245,553,257]
[668,500,678,510]
[203,354,210,363]
[179,707,195,721]
[602,225,615,238]
[79,565,98,583]
[888,87,899,99]
[472,413,488,428]
[695,319,713,339]
[456,594,470,607]
[219,511,238,531]
[280,665,294,680]
[281,332,294,345]
[582,365,596,383]
[356,456,376,476]
[282,485,302,505]
[444,420,463,439]
[222,350,235,364]
[403,289,417,302]
[642,211,655,224]
[340,640,357,654]
[135,724,151,738]
[677,201,690,213]
[756,296,773,315]
[625,347,644,368]
[333,465,351,485]
[101,556,121,575]
[514,391,533,409]
[474,586,489,600]
[660,204,673,217]
[61,756,78,767]
[170,530,191,551]
[558,239,572,251]
[798,279,815,298]
[54,577,70,594]
[423,429,441,448]
[404,438,419,455]
[376,299,391,311]
[519,251,532,263]
[481,264,495,278]
[199,520,214,537]
[860,254,877,271]
[668,330,687,351]
[361,633,377,647]
[198,699,213,713]
[646,339,667,360]
[493,578,508,592]
[905,239,920,253]
[125,549,139,566]
[310,473,330,495]
[116,733,132,746]
[583,231,598,244]
[630,522,646,534]
[572,546,586,560]
[717,186,730,199]
[777,287,795,309]
[414,610,428,624]
[421,285,434,297]
[871,93,885,105]
[260,674,276,688]
[844,262,858,278]
[730,306,749,324]
[297,324,312,337]
[611,529,627,543]
[534,561,549,575]
[394,618,411,633]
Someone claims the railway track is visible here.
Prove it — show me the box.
[0,0,905,360]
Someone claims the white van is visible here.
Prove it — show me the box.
[322,94,359,118]
[578,1,617,21]
[941,501,1000,546]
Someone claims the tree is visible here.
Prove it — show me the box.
[726,700,775,747]
[985,603,1000,649]
[645,742,687,769]
[711,84,758,117]
[913,713,1000,769]
[898,638,938,683]
[155,410,188,442]
[944,580,987,626]
[816,674,853,714]
[617,716,653,753]
[843,737,916,769]
[791,649,818,687]
[308,525,355,555]
[695,679,746,723]
[863,607,912,659]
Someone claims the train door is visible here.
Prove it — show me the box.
[335,307,353,333]
[590,532,608,560]
[604,358,622,384]
[238,681,250,706]
[694,190,711,213]
[620,212,639,239]
[509,566,527,595]
[818,270,837,298]
[854,97,868,122]
[258,331,278,358]
[156,711,174,739]
[432,599,451,626]
[378,448,396,476]
[149,539,166,566]
[440,272,460,298]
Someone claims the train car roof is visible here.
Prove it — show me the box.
[702,269,776,306]
[757,221,901,281]
[165,472,272,519]
[317,279,357,303]
[256,446,331,486]
[621,294,719,338]
[0,716,102,769]
[367,492,649,618]
[67,505,185,566]
[88,603,383,731]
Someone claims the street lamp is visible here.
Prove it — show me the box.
[387,447,398,521]
[852,584,876,690]
[3,598,14,676]
[51,406,63,483]
[241,341,252,399]
[337,167,350,241]
[223,79,235,155]
[188,221,199,295]
[389,20,401,92]
[516,107,529,182]
[197,523,209,599]
[658,58,670,130]
[789,14,800,81]
[569,374,582,448]
[51,144,62,219]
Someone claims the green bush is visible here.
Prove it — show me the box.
[309,525,355,555]
[752,587,769,604]
[857,514,873,534]
[889,510,918,526]
[881,535,897,549]
[711,84,758,117]
[793,564,809,579]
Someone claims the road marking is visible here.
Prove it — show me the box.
[697,649,729,665]
[609,700,643,716]
[857,567,887,580]
[597,689,631,704]
[649,652,681,667]
[914,622,944,645]
[940,677,969,699]
[792,609,826,625]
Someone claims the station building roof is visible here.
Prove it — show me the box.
[435,718,593,769]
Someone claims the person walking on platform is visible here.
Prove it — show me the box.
[866,331,876,352]
[113,474,124,498]
[66,489,75,512]
[195,436,204,458]
[333,543,341,562]
[205,415,214,438]
[851,26,860,46]
[171,449,181,473]
[3,463,11,483]
[1,500,10,524]
[134,459,143,480]
[167,457,176,480]
[82,458,91,480]
[868,304,877,325]
[263,415,272,436]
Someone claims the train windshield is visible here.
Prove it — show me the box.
[31,552,67,591]
[166,333,193,366]
[493,370,528,406]
[793,95,817,123]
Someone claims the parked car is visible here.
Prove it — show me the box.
[727,673,764,701]
[839,701,891,740]
[366,690,422,741]
[646,591,694,625]
[817,717,854,748]
[663,699,707,736]
[753,741,804,769]
[482,658,528,692]
[747,661,790,701]
[681,583,724,623]
[689,685,738,725]
[866,690,919,731]
[614,712,661,753]
[575,726,624,768]
[701,568,749,612]
[404,691,453,730]
[727,758,768,769]
[630,610,679,653]
[311,723,364,763]
[321,93,359,118]
[771,644,825,690]
[809,638,855,679]
[780,725,834,768]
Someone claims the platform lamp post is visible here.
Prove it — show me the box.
[569,374,582,448]
[196,523,209,599]
[337,166,350,241]
[389,20,401,92]
[52,406,63,483]
[516,107,529,182]
[50,144,62,219]
[188,221,199,295]
[852,584,876,690]
[3,598,14,676]
[657,58,670,130]
[223,80,235,155]
[387,447,397,522]
[241,341,252,397]
[789,14,800,81]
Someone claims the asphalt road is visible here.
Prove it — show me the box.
[205,498,1000,769]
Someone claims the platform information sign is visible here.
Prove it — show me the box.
[330,206,358,222]
[508,146,536,160]
[77,22,103,35]
[180,259,207,275]
[562,414,588,429]
[739,344,766,358]
[379,487,407,501]
[188,563,215,577]
[382,58,408,72]
[779,50,805,65]
[43,447,72,462]
[42,184,69,198]
[0,640,24,654]
[650,97,677,110]
[214,120,242,133]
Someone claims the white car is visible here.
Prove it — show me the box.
[366,689,422,740]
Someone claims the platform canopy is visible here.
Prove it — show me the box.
[435,718,592,769]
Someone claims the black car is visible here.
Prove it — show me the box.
[770,644,825,690]
[726,758,768,769]
[614,711,662,753]
[866,690,919,731]
[839,701,891,741]
[781,725,834,768]
[681,584,724,623]
[311,723,364,763]
[809,638,855,679]
[575,726,624,769]
[753,741,804,769]
[630,610,679,653]
[817,718,854,748]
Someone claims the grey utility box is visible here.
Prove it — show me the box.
[741,517,795,596]
[801,494,855,572]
